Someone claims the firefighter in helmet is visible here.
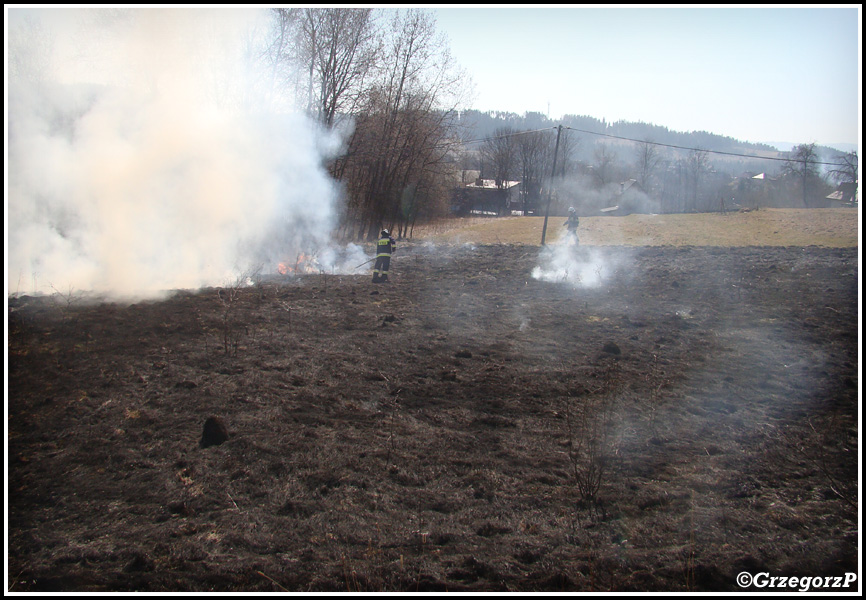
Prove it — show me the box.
[563,206,580,244]
[372,229,396,283]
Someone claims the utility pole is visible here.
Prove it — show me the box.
[802,157,809,208]
[540,124,562,246]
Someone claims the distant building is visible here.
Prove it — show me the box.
[452,176,523,216]
[599,179,654,215]
[826,181,858,207]
[728,171,779,210]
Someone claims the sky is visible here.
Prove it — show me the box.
[432,6,861,148]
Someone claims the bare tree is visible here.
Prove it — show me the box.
[660,159,686,213]
[685,149,710,212]
[262,9,298,97]
[341,8,467,240]
[635,139,663,192]
[555,128,579,178]
[781,143,822,207]
[272,8,380,128]
[591,143,618,188]
[515,129,553,214]
[481,127,518,187]
[263,8,469,240]
[313,9,380,127]
[828,150,858,202]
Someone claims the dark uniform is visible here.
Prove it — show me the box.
[563,207,579,244]
[372,230,396,283]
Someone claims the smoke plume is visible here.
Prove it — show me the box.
[532,238,620,288]
[7,7,350,300]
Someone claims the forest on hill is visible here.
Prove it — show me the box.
[457,109,849,161]
[456,108,853,173]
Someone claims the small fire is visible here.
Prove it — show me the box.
[277,253,321,275]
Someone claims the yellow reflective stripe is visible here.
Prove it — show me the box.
[377,238,394,257]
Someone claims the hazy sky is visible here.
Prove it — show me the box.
[432,6,860,147]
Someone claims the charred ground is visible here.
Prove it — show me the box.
[7,243,860,592]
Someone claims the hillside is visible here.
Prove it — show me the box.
[458,109,854,160]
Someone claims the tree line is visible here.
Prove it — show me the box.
[461,121,857,216]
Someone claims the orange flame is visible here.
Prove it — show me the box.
[277,253,319,275]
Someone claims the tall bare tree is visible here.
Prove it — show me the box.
[263,8,468,240]
[271,8,379,128]
[828,150,858,200]
[312,9,379,127]
[555,129,578,178]
[782,143,822,207]
[481,127,518,187]
[591,144,618,188]
[635,139,663,192]
[685,149,710,211]
[515,129,553,214]
[341,8,467,240]
[262,9,298,99]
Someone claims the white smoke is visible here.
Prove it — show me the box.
[313,243,369,275]
[556,173,660,218]
[531,237,620,288]
[7,7,348,300]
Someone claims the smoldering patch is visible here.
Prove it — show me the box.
[531,242,623,288]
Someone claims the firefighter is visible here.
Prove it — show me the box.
[372,229,396,283]
[563,206,580,244]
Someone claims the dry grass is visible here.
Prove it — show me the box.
[411,208,859,248]
[8,242,858,592]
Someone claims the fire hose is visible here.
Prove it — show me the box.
[354,257,376,270]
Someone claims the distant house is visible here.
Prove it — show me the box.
[452,176,523,216]
[826,181,858,207]
[728,172,779,209]
[599,179,654,215]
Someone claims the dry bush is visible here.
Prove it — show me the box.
[563,363,623,512]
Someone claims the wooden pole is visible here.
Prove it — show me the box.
[541,124,562,246]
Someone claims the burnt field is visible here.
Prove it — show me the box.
[6,243,860,592]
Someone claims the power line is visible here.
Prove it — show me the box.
[331,121,851,170]
[459,126,558,146]
[561,126,847,167]
[458,124,849,168]
[332,126,558,162]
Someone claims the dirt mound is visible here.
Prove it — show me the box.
[200,417,230,448]
[7,244,859,592]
